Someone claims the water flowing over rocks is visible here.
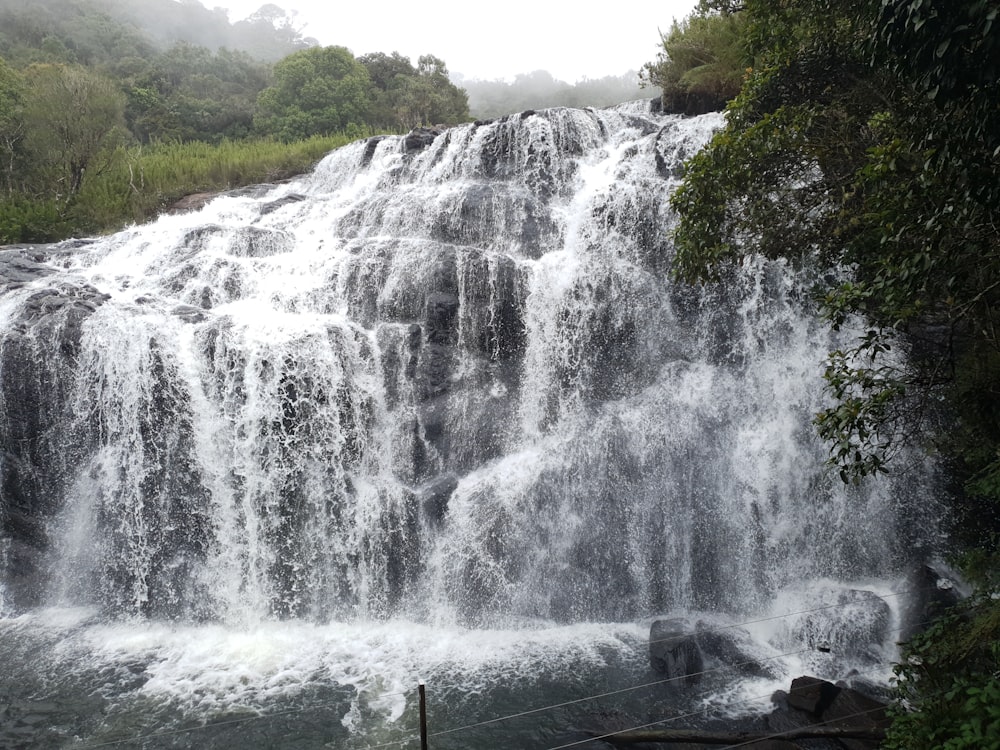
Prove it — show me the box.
[0,103,946,747]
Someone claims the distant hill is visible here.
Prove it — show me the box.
[0,0,313,65]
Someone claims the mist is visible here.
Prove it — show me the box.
[454,69,653,120]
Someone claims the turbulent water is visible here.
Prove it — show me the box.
[0,103,941,748]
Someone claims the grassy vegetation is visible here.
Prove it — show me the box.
[1,133,357,242]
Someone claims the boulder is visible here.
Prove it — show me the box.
[361,136,387,167]
[785,675,840,714]
[767,676,889,750]
[695,621,782,679]
[0,248,58,291]
[259,192,306,215]
[167,191,220,214]
[899,562,966,641]
[788,589,891,660]
[649,618,704,683]
[403,126,446,153]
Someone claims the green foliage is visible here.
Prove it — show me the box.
[120,43,271,144]
[0,0,310,67]
[253,46,469,140]
[393,55,468,129]
[254,46,373,141]
[359,51,469,132]
[640,11,748,114]
[876,0,1000,103]
[0,194,72,243]
[0,2,464,243]
[20,63,127,197]
[0,134,353,243]
[886,593,1000,750]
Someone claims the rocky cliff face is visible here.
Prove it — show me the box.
[0,107,940,627]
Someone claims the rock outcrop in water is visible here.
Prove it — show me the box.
[595,676,889,748]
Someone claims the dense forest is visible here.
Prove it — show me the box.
[0,0,472,242]
[650,0,999,746]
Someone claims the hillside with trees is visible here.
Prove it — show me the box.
[653,0,999,746]
[0,0,470,243]
[0,0,315,64]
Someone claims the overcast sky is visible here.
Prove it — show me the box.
[211,0,699,82]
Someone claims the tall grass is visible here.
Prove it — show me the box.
[1,133,359,243]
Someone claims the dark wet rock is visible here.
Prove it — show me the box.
[429,183,557,256]
[168,191,221,214]
[822,683,891,749]
[52,237,99,252]
[649,618,703,683]
[0,453,50,610]
[424,292,460,346]
[785,675,840,714]
[168,181,297,214]
[1,284,212,616]
[695,622,782,679]
[789,589,891,660]
[766,676,889,750]
[14,283,110,359]
[172,304,209,324]
[179,224,224,256]
[420,473,458,524]
[259,193,306,215]
[0,248,59,290]
[361,136,388,167]
[403,126,446,153]
[382,489,420,610]
[900,562,966,641]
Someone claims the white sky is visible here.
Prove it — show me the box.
[210,0,698,82]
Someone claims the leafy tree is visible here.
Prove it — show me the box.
[20,63,127,197]
[0,55,25,193]
[404,54,469,127]
[359,51,469,131]
[253,45,373,141]
[640,11,747,114]
[120,42,271,143]
[358,51,416,131]
[886,592,1000,749]
[359,50,415,90]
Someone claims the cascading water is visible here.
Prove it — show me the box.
[0,103,941,748]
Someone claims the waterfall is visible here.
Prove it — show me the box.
[0,104,941,748]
